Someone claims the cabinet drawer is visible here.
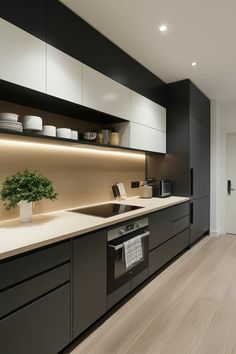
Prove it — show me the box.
[149,208,172,250]
[149,239,172,276]
[0,284,71,354]
[171,202,189,221]
[0,263,70,319]
[0,241,70,291]
[172,215,189,236]
[172,229,190,258]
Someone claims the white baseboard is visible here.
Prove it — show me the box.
[210,230,220,237]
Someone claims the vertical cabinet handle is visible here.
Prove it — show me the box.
[190,169,194,196]
[190,203,194,224]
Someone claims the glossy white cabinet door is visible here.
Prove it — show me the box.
[47,45,82,104]
[83,64,131,120]
[0,19,46,92]
[131,92,166,132]
[119,122,166,153]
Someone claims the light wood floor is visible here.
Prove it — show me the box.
[70,235,236,354]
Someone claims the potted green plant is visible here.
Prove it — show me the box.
[0,169,58,223]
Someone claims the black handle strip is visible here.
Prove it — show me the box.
[190,169,194,196]
[190,203,193,224]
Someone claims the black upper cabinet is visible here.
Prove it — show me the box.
[1,0,167,107]
[82,22,132,87]
[147,79,210,241]
[130,59,167,107]
[0,0,46,41]
[190,82,210,125]
[46,0,83,61]
[190,116,210,199]
[82,22,167,106]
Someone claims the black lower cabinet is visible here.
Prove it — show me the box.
[172,229,190,257]
[0,284,71,354]
[149,208,172,250]
[72,230,107,339]
[149,229,190,276]
[149,239,172,276]
[149,203,190,276]
[190,196,210,244]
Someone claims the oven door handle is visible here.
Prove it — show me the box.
[108,231,150,251]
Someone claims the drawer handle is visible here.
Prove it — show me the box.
[108,231,150,251]
[190,169,194,196]
[190,203,193,224]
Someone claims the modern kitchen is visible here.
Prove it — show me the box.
[0,1,236,354]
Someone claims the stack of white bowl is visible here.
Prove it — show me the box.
[0,113,79,140]
[0,113,23,132]
[56,128,78,140]
[23,115,43,132]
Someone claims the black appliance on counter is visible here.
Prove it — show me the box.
[147,177,171,198]
[107,218,149,294]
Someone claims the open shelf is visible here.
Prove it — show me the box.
[0,129,146,154]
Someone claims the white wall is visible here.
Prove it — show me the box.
[211,100,236,235]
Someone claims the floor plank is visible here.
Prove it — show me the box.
[69,235,236,354]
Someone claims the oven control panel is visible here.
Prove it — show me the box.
[108,218,149,241]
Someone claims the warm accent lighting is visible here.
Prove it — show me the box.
[0,139,145,159]
[158,24,168,32]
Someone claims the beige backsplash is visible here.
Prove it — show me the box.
[0,132,145,222]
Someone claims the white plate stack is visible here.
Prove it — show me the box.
[0,113,23,132]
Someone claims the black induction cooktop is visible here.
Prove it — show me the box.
[69,203,143,218]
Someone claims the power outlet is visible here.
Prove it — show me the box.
[131,181,140,188]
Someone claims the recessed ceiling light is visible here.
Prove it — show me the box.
[158,25,168,32]
[191,61,198,66]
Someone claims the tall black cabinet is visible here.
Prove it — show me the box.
[147,79,210,244]
[168,79,210,244]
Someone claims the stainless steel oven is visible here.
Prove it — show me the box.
[107,218,149,294]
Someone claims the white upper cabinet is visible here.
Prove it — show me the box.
[0,19,46,92]
[83,64,131,120]
[131,92,166,132]
[46,45,82,104]
[114,122,166,154]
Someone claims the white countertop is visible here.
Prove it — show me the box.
[0,196,189,261]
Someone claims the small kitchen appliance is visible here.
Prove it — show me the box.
[147,177,171,198]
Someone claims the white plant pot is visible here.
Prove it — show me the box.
[19,201,33,223]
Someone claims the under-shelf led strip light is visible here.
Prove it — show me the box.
[0,139,145,159]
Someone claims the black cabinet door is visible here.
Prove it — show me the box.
[190,116,210,199]
[0,284,71,354]
[46,0,83,61]
[149,208,172,250]
[190,196,210,244]
[82,22,132,87]
[130,58,167,107]
[190,82,210,125]
[0,0,46,40]
[72,230,107,338]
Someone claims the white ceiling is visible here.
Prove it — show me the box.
[61,0,236,102]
